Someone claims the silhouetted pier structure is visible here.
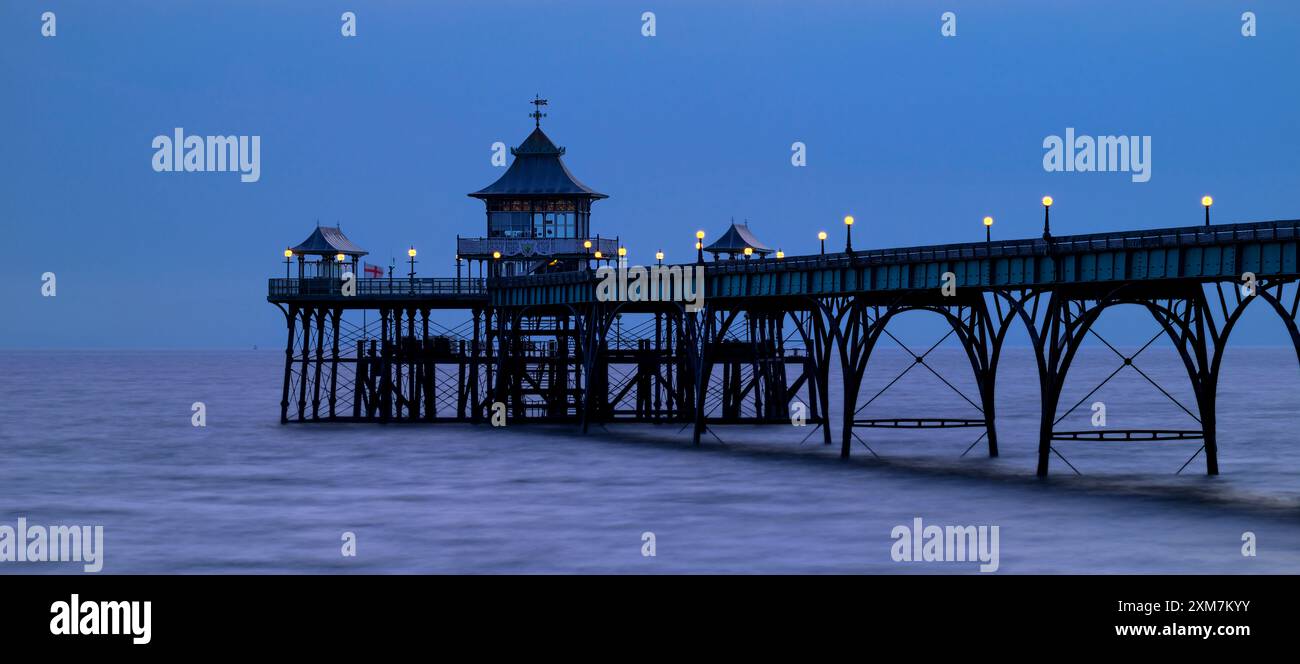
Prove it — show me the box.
[269,104,1300,477]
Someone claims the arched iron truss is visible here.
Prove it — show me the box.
[270,279,1300,476]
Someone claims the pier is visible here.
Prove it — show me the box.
[268,104,1300,477]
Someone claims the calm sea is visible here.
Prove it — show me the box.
[1,348,1298,573]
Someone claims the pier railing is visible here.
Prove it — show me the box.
[456,236,620,258]
[268,277,487,299]
[487,220,1300,283]
[707,219,1300,273]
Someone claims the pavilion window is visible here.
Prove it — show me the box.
[489,210,531,237]
[532,210,575,238]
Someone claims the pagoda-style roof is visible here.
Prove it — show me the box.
[704,221,774,257]
[291,226,368,256]
[469,127,607,199]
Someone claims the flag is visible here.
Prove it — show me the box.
[363,262,384,278]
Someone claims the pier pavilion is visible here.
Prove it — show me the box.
[458,96,618,278]
[703,220,774,260]
[286,225,367,280]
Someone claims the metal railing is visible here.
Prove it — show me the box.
[269,277,487,298]
[456,236,620,258]
[487,219,1300,288]
[691,218,1300,275]
[708,219,1300,274]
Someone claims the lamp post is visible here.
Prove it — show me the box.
[818,231,827,255]
[407,247,417,292]
[618,246,627,270]
[743,247,753,260]
[492,250,501,279]
[776,249,784,260]
[844,215,855,254]
[983,216,995,285]
[284,248,293,279]
[656,250,664,266]
[1041,196,1053,239]
[455,254,462,291]
[696,230,705,264]
[1202,195,1213,227]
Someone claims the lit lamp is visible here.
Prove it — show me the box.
[407,246,417,279]
[492,250,501,278]
[776,249,785,260]
[983,216,994,243]
[655,250,664,265]
[618,246,627,268]
[696,230,706,264]
[844,215,855,254]
[743,247,753,260]
[1041,196,1053,239]
[1202,195,1213,227]
[284,248,293,279]
[818,231,827,255]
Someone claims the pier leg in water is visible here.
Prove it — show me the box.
[278,304,297,424]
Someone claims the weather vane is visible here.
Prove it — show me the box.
[530,94,548,127]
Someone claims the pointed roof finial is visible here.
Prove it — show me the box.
[530,94,549,128]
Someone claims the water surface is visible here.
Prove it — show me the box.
[0,348,1297,573]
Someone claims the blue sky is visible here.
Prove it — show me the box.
[2,1,1298,348]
